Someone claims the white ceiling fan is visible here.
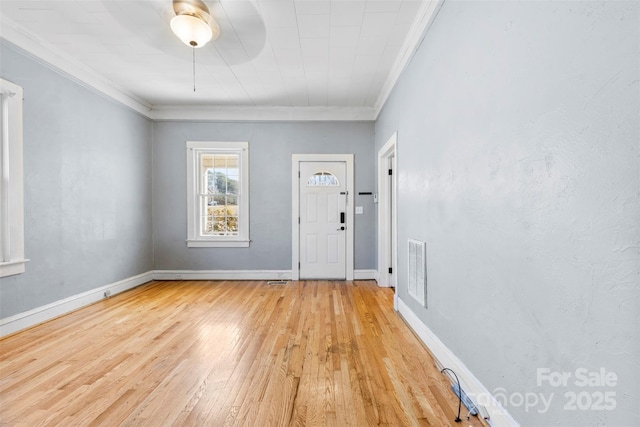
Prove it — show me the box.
[170,0,219,48]
[163,0,268,91]
[99,0,266,67]
[169,0,266,64]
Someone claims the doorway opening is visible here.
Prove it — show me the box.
[377,133,398,306]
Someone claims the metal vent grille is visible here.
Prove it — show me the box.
[408,239,426,307]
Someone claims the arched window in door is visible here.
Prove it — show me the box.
[307,171,339,187]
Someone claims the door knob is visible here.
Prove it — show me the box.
[337,226,345,231]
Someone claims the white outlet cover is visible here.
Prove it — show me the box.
[355,206,363,214]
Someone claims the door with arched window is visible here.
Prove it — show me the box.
[298,161,347,279]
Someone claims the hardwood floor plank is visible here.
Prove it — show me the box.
[0,280,486,427]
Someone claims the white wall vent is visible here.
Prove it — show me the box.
[408,239,426,307]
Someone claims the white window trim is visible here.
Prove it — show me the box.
[186,141,249,248]
[0,78,28,278]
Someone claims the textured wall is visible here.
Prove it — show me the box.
[375,1,639,425]
[0,41,153,318]
[152,121,375,271]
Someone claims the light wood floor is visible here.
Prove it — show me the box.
[0,280,483,426]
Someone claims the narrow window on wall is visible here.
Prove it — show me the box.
[0,78,27,278]
[186,141,249,247]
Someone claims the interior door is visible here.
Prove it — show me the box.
[389,154,396,288]
[299,161,347,279]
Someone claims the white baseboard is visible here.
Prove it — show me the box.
[354,269,378,280]
[152,270,379,281]
[151,270,292,281]
[0,271,154,337]
[397,297,520,427]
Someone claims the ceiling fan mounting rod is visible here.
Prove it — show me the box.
[173,0,211,24]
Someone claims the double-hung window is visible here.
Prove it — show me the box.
[186,141,249,247]
[0,78,26,277]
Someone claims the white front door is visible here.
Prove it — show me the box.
[299,161,347,279]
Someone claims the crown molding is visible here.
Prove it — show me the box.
[373,0,445,119]
[149,105,376,122]
[1,0,440,123]
[0,19,375,122]
[0,17,153,118]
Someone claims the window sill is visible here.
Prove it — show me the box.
[0,259,29,278]
[187,240,250,248]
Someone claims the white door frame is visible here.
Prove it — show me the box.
[292,154,354,281]
[377,133,397,291]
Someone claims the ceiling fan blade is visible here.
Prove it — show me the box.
[209,1,267,65]
[100,0,186,58]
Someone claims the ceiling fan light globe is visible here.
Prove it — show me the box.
[170,14,213,48]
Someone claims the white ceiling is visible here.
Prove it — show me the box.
[0,0,441,120]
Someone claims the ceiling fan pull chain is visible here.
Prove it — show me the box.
[192,45,196,92]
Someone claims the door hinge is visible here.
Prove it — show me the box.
[388,267,392,274]
[298,171,301,178]
[298,262,301,268]
[298,217,300,224]
[388,169,393,175]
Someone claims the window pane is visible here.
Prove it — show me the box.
[226,216,239,232]
[202,196,217,206]
[224,155,239,169]
[205,170,216,194]
[307,171,339,186]
[226,195,238,206]
[202,215,214,235]
[228,177,239,194]
[213,172,224,192]
[213,216,228,233]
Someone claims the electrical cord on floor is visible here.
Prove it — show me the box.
[441,367,462,423]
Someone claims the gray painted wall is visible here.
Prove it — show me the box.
[0,39,376,324]
[0,41,153,318]
[152,121,375,271]
[375,1,639,425]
